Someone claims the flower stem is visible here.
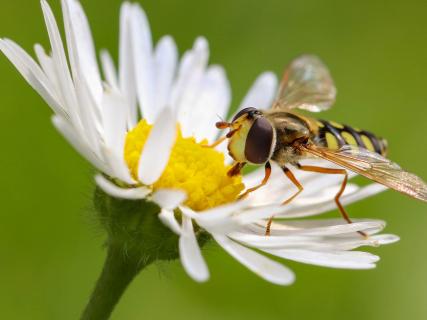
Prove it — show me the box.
[81,242,153,320]
[82,187,182,319]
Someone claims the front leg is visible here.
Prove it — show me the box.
[238,162,272,199]
[203,135,227,148]
[227,162,246,177]
[266,165,304,235]
[204,127,240,148]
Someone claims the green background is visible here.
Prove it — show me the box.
[1,0,427,319]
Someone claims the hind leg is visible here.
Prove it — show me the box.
[296,164,367,238]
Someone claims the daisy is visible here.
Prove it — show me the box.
[0,0,398,287]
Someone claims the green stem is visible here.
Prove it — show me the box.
[80,243,152,320]
[81,188,183,319]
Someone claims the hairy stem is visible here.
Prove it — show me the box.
[80,243,152,320]
[81,187,182,319]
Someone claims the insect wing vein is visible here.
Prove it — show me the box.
[302,144,427,202]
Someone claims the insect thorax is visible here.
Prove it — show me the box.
[264,111,311,166]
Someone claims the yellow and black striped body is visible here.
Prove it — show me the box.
[312,119,388,156]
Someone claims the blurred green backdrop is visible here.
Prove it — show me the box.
[1,0,427,319]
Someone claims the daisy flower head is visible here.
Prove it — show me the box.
[0,0,399,286]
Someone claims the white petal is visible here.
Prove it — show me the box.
[276,183,387,219]
[181,202,253,237]
[130,4,156,122]
[267,218,384,231]
[265,249,379,269]
[229,219,391,250]
[41,0,81,127]
[73,72,102,156]
[179,215,209,282]
[119,2,138,128]
[0,39,65,117]
[138,108,176,185]
[152,189,187,210]
[34,44,55,80]
[237,71,277,112]
[52,115,109,174]
[231,233,388,251]
[191,65,231,142]
[95,174,150,200]
[158,209,182,235]
[99,144,135,184]
[172,37,209,134]
[180,206,239,235]
[101,89,128,157]
[61,0,103,136]
[34,43,63,105]
[263,219,385,236]
[214,235,295,285]
[369,234,400,245]
[181,200,249,222]
[100,50,119,88]
[62,0,103,105]
[290,183,359,205]
[233,205,292,225]
[152,35,178,116]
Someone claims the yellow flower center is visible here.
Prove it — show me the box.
[124,120,244,211]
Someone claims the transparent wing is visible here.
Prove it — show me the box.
[302,144,427,202]
[273,55,336,112]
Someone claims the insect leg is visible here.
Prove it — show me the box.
[215,121,231,129]
[227,162,246,177]
[238,162,272,199]
[204,127,240,148]
[203,135,228,148]
[281,166,304,205]
[296,164,367,237]
[266,165,304,235]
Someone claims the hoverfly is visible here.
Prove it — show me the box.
[211,55,427,235]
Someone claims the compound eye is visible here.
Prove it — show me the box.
[244,117,274,164]
[232,107,258,122]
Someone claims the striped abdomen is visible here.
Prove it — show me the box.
[313,120,388,156]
